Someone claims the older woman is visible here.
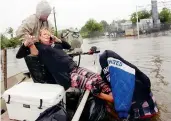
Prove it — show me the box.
[16,28,111,96]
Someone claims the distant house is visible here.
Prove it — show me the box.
[139,18,153,30]
[120,21,132,31]
[110,21,119,32]
[109,20,133,32]
[139,18,161,30]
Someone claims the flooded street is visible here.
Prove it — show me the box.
[5,36,171,121]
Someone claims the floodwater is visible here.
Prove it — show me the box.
[4,36,171,121]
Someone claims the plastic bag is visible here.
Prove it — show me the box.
[66,88,83,116]
[89,97,107,121]
[80,95,114,121]
[35,103,70,121]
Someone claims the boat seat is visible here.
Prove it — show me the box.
[24,55,55,84]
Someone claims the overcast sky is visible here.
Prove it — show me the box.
[0,0,167,34]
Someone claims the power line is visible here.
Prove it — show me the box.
[137,1,171,11]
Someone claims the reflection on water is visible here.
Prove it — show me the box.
[6,48,27,78]
[5,36,171,121]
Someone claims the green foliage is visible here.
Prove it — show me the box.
[8,37,21,48]
[139,10,151,19]
[81,19,103,38]
[100,20,109,32]
[159,8,171,23]
[130,10,151,23]
[80,26,89,38]
[1,34,21,49]
[130,12,137,24]
[85,19,103,32]
[130,8,171,24]
[1,27,21,49]
[1,34,8,49]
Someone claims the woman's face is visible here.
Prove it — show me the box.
[39,29,51,45]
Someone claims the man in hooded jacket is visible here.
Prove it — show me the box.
[16,0,55,42]
[16,0,83,53]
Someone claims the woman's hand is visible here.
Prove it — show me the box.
[91,82,113,103]
[51,35,62,43]
[24,35,36,47]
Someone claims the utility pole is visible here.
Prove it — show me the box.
[2,49,7,90]
[53,7,58,36]
[151,0,159,28]
[136,5,140,39]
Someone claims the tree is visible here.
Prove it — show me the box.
[85,19,103,32]
[82,19,103,37]
[1,34,8,49]
[1,32,21,49]
[7,37,21,48]
[139,10,151,19]
[100,20,109,32]
[80,26,88,38]
[130,12,137,24]
[130,10,151,23]
[159,8,171,23]
[7,27,14,38]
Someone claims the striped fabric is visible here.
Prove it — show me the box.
[130,92,158,120]
[140,93,158,119]
[105,92,158,120]
[70,67,111,93]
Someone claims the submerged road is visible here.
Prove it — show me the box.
[5,36,171,121]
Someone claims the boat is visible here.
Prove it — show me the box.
[1,50,103,121]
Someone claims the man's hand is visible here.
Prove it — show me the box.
[24,35,36,47]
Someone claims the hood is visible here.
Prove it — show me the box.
[36,0,52,19]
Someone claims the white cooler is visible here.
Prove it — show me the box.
[2,82,66,121]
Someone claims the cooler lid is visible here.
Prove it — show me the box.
[3,82,65,106]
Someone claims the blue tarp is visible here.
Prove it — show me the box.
[107,57,135,118]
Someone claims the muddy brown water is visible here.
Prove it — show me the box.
[4,36,171,121]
